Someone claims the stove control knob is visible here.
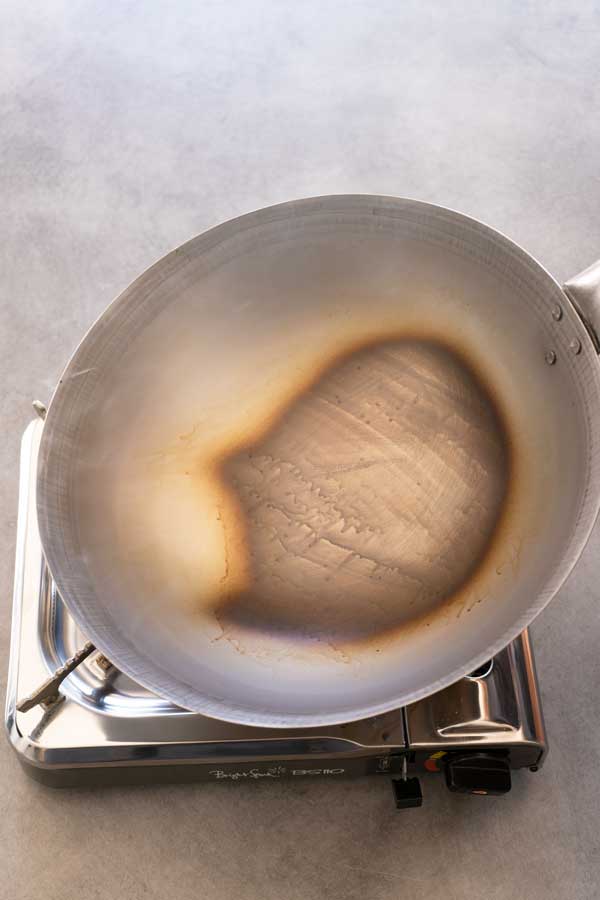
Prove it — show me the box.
[444,753,511,796]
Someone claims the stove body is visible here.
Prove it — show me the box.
[5,421,546,801]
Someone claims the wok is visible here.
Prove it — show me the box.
[36,195,600,726]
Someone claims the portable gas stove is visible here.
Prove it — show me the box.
[5,416,547,807]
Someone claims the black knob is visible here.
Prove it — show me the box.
[391,776,423,809]
[445,753,511,796]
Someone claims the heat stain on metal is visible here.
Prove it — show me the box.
[201,335,514,650]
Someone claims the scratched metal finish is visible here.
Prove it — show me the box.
[217,337,510,644]
[36,196,600,725]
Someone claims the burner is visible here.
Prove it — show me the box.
[5,418,546,807]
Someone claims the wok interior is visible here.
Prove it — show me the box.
[216,336,510,643]
[44,202,597,722]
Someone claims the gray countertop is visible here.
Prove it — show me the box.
[1,2,599,898]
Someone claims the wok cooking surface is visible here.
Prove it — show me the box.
[214,335,510,646]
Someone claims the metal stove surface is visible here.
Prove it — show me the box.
[5,420,546,801]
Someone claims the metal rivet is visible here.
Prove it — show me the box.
[545,350,557,365]
[569,337,582,355]
[552,304,563,321]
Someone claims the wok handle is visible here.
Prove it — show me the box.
[564,259,600,353]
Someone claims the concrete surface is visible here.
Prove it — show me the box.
[1,2,600,898]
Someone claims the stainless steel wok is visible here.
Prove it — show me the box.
[36,195,600,727]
